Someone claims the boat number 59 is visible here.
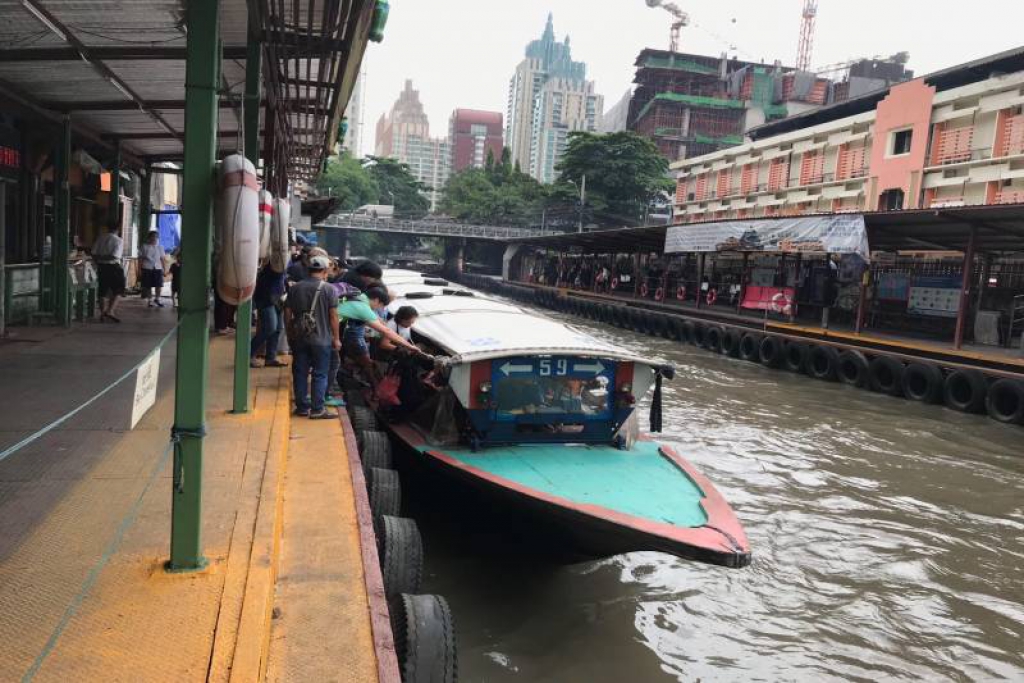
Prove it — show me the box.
[539,359,568,376]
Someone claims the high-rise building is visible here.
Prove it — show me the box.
[342,72,365,156]
[449,109,503,173]
[374,79,450,210]
[506,14,602,183]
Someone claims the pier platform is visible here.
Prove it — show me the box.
[0,301,390,682]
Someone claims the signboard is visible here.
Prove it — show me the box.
[130,349,161,429]
[741,286,796,312]
[665,214,870,261]
[491,356,614,420]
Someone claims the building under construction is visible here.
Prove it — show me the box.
[628,49,912,163]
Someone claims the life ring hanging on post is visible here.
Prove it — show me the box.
[611,277,619,291]
[655,287,665,302]
[640,282,649,298]
[706,288,718,306]
[676,285,687,301]
[771,291,793,316]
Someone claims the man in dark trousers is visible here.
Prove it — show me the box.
[285,255,340,419]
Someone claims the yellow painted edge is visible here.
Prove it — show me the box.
[223,366,291,683]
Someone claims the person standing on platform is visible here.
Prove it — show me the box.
[285,255,340,419]
[91,224,125,323]
[250,263,287,368]
[139,230,167,307]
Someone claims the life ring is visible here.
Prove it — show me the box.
[770,291,793,315]
[216,153,260,305]
[655,287,665,302]
[705,288,718,306]
[676,285,686,301]
[640,282,649,298]
[258,189,274,261]
[611,277,619,290]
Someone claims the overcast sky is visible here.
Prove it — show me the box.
[354,0,1024,156]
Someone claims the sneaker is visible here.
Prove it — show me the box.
[155,300,165,308]
[325,397,346,407]
[250,359,264,369]
[292,408,310,418]
[265,359,288,367]
[308,409,338,420]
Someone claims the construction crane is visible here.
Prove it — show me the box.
[796,0,818,71]
[645,0,690,53]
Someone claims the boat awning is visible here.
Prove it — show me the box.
[0,0,373,181]
[509,204,1024,256]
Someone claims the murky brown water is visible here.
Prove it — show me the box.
[416,312,1024,682]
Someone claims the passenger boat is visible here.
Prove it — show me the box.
[374,269,751,568]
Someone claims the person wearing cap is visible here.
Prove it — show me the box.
[338,259,384,292]
[284,254,341,419]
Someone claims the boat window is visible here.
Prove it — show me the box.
[493,375,610,418]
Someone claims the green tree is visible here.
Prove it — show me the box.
[365,156,430,218]
[316,152,378,211]
[439,164,548,227]
[552,131,674,227]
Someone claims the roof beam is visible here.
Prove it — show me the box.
[41,98,322,113]
[110,130,258,141]
[261,30,347,55]
[0,46,247,62]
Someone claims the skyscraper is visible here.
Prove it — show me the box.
[375,80,450,210]
[506,14,602,183]
[342,72,365,156]
[449,109,503,173]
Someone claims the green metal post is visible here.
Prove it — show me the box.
[53,115,71,326]
[233,24,261,414]
[169,0,220,572]
[139,170,153,242]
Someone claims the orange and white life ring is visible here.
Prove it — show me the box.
[269,197,290,273]
[771,291,794,316]
[706,288,718,306]
[258,189,274,261]
[655,287,665,301]
[640,282,650,298]
[676,285,687,301]
[216,153,259,306]
[611,277,620,290]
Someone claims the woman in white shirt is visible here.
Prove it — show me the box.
[139,230,167,307]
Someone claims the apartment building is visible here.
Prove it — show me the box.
[672,48,1024,224]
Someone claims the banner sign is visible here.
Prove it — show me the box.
[131,349,160,429]
[665,214,869,261]
[741,286,796,312]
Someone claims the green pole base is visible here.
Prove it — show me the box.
[163,556,210,574]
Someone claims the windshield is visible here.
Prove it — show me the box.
[490,357,614,421]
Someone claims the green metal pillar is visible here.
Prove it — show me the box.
[53,115,71,326]
[169,0,220,572]
[233,23,261,414]
[139,170,153,242]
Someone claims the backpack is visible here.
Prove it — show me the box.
[293,281,325,341]
[331,281,364,301]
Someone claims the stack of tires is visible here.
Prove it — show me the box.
[346,396,458,682]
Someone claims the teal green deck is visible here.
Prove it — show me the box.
[433,442,709,528]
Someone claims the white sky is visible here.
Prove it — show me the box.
[355,0,1024,157]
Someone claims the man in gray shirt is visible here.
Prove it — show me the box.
[285,255,341,418]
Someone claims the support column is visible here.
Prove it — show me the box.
[169,0,220,572]
[54,115,72,327]
[738,252,749,312]
[855,267,869,334]
[139,170,153,240]
[341,229,350,261]
[233,23,261,414]
[953,227,977,350]
[0,181,6,338]
[696,253,706,309]
[109,140,121,232]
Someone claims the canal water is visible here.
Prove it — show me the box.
[414,312,1024,682]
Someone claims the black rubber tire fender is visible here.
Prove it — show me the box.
[758,335,784,368]
[782,340,809,373]
[691,322,707,348]
[649,314,668,338]
[368,467,402,520]
[837,350,869,387]
[705,326,724,353]
[359,430,394,471]
[738,333,762,362]
[680,320,695,344]
[807,345,839,381]
[379,516,424,599]
[668,318,687,342]
[943,369,988,413]
[392,594,458,683]
[985,379,1024,425]
[350,405,378,432]
[721,328,741,357]
[902,362,944,403]
[868,355,905,397]
[631,309,647,333]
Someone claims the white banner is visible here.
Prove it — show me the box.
[665,214,869,261]
[131,348,160,429]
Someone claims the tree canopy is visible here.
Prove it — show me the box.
[439,148,547,227]
[552,131,674,227]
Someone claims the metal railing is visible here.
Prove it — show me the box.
[315,213,548,241]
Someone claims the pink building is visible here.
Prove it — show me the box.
[448,109,503,173]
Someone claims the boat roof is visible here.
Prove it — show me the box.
[382,269,649,364]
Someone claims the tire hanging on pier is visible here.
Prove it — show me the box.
[721,328,741,357]
[943,369,988,413]
[985,379,1024,424]
[379,516,424,599]
[215,154,260,305]
[807,345,839,381]
[783,341,809,373]
[868,356,905,397]
[738,333,762,362]
[837,350,869,387]
[902,362,944,403]
[392,594,458,683]
[269,197,291,273]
